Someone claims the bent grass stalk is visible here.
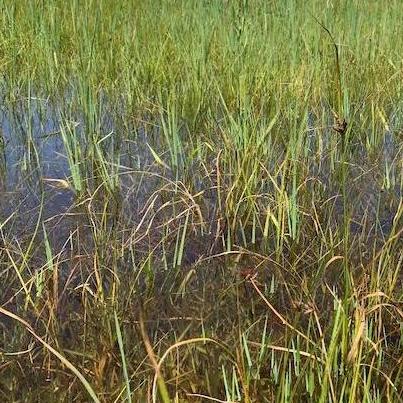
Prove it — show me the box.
[0,1,401,401]
[0,306,100,403]
[114,311,132,403]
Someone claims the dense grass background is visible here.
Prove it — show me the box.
[0,1,402,113]
[0,1,402,402]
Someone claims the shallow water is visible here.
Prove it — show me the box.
[0,99,401,268]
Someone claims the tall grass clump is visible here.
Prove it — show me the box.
[0,0,402,402]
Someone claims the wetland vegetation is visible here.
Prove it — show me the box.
[0,1,402,402]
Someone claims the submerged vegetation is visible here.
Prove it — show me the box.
[0,0,402,401]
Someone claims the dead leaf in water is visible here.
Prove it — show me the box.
[42,178,71,190]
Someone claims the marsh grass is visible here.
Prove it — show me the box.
[0,0,402,402]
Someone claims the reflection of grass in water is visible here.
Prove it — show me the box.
[0,1,402,402]
[0,129,5,183]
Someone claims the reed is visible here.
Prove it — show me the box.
[0,1,401,401]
